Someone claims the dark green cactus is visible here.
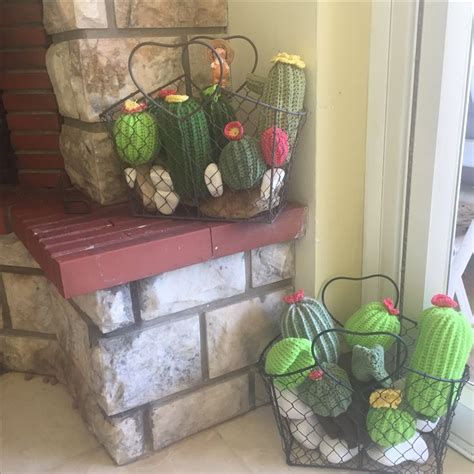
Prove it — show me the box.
[201,85,236,162]
[219,121,266,190]
[155,94,212,202]
[406,295,473,418]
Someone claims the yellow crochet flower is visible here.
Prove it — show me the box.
[164,94,189,104]
[369,389,402,409]
[271,52,306,69]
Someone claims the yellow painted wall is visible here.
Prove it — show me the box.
[228,1,371,321]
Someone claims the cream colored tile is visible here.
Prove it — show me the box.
[444,448,474,474]
[0,373,99,473]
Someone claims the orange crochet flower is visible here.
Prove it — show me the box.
[224,121,244,141]
[122,100,147,113]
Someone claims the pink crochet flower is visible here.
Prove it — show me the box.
[157,88,178,99]
[308,369,324,381]
[431,294,458,308]
[224,121,244,141]
[383,297,399,316]
[282,290,305,305]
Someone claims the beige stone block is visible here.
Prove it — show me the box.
[0,234,40,268]
[46,38,181,122]
[43,0,108,34]
[59,124,127,205]
[3,273,56,334]
[114,0,227,28]
[251,242,295,287]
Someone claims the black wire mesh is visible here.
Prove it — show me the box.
[258,275,470,473]
[100,36,306,223]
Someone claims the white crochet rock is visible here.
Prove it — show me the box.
[275,386,312,419]
[289,415,326,450]
[150,165,174,192]
[124,168,137,189]
[416,418,439,433]
[153,190,180,215]
[260,168,285,202]
[204,163,223,197]
[319,435,360,464]
[366,433,429,467]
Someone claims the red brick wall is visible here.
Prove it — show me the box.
[0,1,64,188]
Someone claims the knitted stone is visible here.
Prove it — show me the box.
[260,127,289,167]
[297,364,352,418]
[264,337,315,390]
[113,100,160,165]
[406,294,473,418]
[280,290,340,364]
[201,85,236,162]
[219,121,266,190]
[344,298,400,349]
[155,94,212,202]
[246,52,306,150]
[366,389,416,447]
[351,345,391,387]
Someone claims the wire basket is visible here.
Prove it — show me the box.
[100,36,307,223]
[258,275,470,473]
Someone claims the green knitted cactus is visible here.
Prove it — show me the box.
[113,100,160,165]
[264,337,316,390]
[201,85,236,162]
[246,52,306,148]
[351,344,391,388]
[219,121,266,190]
[280,290,340,364]
[406,294,473,418]
[155,94,212,202]
[366,389,415,447]
[297,363,352,418]
[344,298,400,349]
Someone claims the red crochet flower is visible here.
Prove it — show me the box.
[383,297,399,316]
[308,369,324,381]
[157,88,178,99]
[431,294,458,308]
[282,290,305,305]
[224,121,244,141]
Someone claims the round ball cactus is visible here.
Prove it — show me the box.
[406,294,473,418]
[264,337,316,390]
[219,122,266,190]
[366,389,416,447]
[344,298,400,349]
[260,127,289,167]
[297,363,352,418]
[113,100,160,165]
[280,290,340,364]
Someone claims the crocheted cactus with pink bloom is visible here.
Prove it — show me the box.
[260,127,289,167]
[280,290,340,364]
[344,298,400,349]
[406,294,473,418]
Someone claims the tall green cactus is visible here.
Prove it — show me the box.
[155,94,211,202]
[246,52,306,148]
[219,121,266,190]
[280,290,340,364]
[406,295,473,418]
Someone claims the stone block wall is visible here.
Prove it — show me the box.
[43,0,228,205]
[0,234,294,464]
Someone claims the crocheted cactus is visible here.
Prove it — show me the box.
[352,344,391,388]
[344,298,400,349]
[264,337,315,390]
[297,363,352,418]
[113,100,160,165]
[155,94,212,202]
[366,389,416,447]
[219,121,266,190]
[260,127,289,167]
[201,85,236,161]
[406,294,473,418]
[247,52,306,148]
[280,290,340,364]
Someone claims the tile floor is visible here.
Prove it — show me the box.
[0,372,472,473]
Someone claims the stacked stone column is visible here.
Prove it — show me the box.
[43,0,227,205]
[0,234,295,464]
